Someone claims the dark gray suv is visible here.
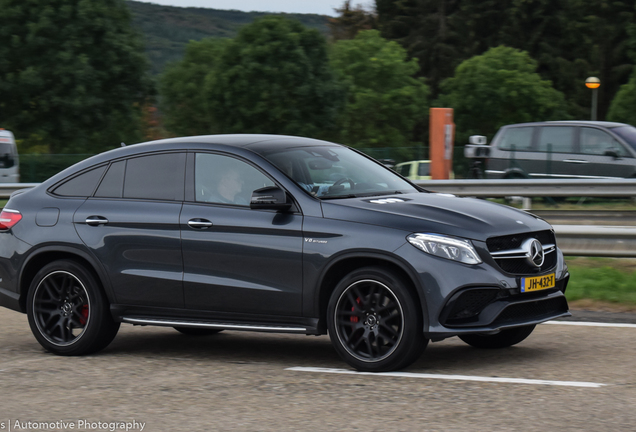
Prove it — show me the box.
[0,135,570,371]
[485,121,636,179]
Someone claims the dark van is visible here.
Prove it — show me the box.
[483,121,636,179]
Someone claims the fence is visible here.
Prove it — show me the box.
[19,154,95,183]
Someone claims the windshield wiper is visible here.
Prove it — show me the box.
[320,194,358,200]
[320,191,407,200]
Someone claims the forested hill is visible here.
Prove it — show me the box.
[126,1,330,74]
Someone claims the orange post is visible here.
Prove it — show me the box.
[429,108,455,180]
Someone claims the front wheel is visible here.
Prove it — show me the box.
[26,260,120,356]
[459,325,536,349]
[327,267,427,372]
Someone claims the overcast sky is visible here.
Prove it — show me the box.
[134,0,371,16]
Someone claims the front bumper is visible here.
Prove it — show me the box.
[393,242,570,339]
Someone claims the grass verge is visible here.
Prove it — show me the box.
[565,257,636,311]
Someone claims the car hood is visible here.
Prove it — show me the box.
[320,192,551,242]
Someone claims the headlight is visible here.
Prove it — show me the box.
[407,233,482,265]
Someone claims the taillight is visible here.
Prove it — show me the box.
[0,209,22,231]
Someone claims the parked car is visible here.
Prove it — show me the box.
[0,129,20,183]
[483,121,636,179]
[0,135,570,372]
[395,160,431,180]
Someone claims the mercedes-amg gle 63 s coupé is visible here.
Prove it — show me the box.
[0,135,570,371]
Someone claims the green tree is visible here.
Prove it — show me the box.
[437,46,569,144]
[376,0,463,101]
[607,69,636,126]
[159,38,229,136]
[0,0,152,153]
[330,30,429,151]
[206,16,343,139]
[375,0,635,120]
[329,0,377,41]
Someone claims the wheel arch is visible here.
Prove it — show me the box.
[315,252,428,333]
[19,246,114,312]
[502,168,529,179]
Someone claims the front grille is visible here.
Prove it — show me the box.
[492,297,568,326]
[487,230,555,252]
[487,230,557,275]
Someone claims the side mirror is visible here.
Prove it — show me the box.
[250,186,292,211]
[604,149,620,159]
[469,135,487,145]
[464,144,490,159]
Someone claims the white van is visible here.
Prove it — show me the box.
[0,129,19,183]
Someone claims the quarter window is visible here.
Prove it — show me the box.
[195,153,275,206]
[537,127,574,153]
[52,165,107,197]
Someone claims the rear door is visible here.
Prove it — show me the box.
[533,126,577,178]
[74,152,186,308]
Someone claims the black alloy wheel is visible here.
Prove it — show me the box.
[459,324,536,349]
[328,267,427,372]
[27,260,120,355]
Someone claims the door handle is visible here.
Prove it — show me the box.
[563,159,590,164]
[85,216,109,226]
[188,218,213,229]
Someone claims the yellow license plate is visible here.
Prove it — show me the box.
[521,273,555,293]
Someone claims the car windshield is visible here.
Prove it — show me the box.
[260,145,419,199]
[610,125,636,152]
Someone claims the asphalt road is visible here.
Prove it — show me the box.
[0,307,634,432]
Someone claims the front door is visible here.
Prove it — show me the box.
[180,153,304,316]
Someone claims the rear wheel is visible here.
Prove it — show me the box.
[26,260,119,355]
[459,325,536,349]
[327,267,427,372]
[173,327,223,336]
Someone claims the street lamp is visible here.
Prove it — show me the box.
[585,76,600,121]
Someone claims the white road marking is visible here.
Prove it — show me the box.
[286,367,606,388]
[543,320,636,328]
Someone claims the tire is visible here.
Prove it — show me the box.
[173,327,223,336]
[459,325,536,349]
[26,260,120,356]
[327,267,427,372]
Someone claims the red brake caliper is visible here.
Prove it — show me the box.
[350,297,361,323]
[79,304,89,325]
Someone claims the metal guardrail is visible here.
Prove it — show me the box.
[553,225,636,257]
[1,181,635,257]
[0,183,40,198]
[415,178,636,197]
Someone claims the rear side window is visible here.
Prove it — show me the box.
[124,153,186,201]
[498,127,534,151]
[52,165,107,197]
[537,127,574,153]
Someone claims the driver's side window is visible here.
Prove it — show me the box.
[195,153,275,206]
